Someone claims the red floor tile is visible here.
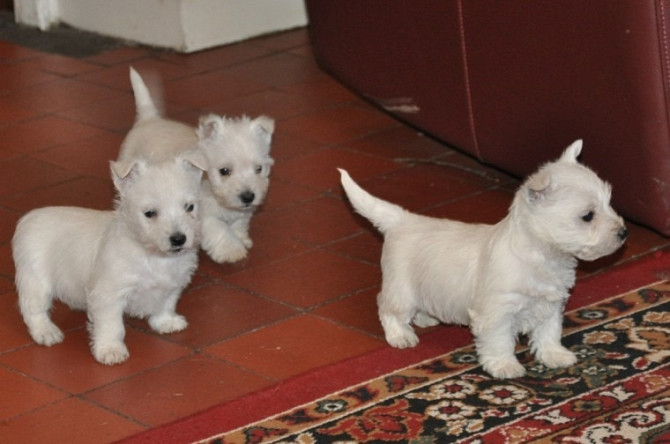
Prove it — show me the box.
[222,52,324,89]
[223,249,381,308]
[0,293,37,352]
[271,130,324,162]
[0,95,43,126]
[30,132,125,180]
[0,176,114,212]
[209,88,324,121]
[261,177,321,211]
[137,282,298,348]
[196,222,312,278]
[312,286,385,338]
[324,230,384,265]
[0,276,12,296]
[77,46,150,66]
[0,64,61,94]
[281,74,363,104]
[343,125,454,160]
[0,244,14,279]
[85,354,272,426]
[57,94,136,132]
[0,397,145,444]
[250,195,368,247]
[0,116,111,156]
[0,328,192,394]
[0,366,67,419]
[157,40,273,71]
[273,146,400,192]
[76,58,203,91]
[164,70,268,109]
[0,156,79,196]
[352,163,500,213]
[0,208,19,244]
[0,40,46,60]
[252,28,311,51]
[425,188,514,224]
[279,104,399,145]
[8,77,122,114]
[205,315,385,380]
[19,53,101,77]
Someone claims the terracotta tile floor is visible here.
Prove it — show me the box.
[0,28,668,443]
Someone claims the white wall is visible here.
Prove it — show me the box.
[14,0,308,53]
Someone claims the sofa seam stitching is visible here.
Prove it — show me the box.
[456,0,481,160]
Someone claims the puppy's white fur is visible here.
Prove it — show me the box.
[12,155,204,365]
[339,140,627,379]
[120,67,274,263]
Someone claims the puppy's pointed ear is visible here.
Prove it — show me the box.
[110,159,145,191]
[197,114,224,140]
[559,139,583,163]
[525,170,552,204]
[252,115,275,144]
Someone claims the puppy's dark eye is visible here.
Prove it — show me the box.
[144,210,157,219]
[185,203,195,213]
[582,211,594,222]
[219,168,231,176]
[255,166,262,174]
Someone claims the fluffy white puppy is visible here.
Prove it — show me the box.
[119,67,274,263]
[13,155,204,365]
[339,140,627,378]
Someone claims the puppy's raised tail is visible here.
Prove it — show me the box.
[129,67,160,122]
[338,168,407,234]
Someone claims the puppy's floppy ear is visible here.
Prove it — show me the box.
[525,170,552,204]
[110,159,146,191]
[559,139,583,163]
[197,114,224,140]
[178,149,207,177]
[252,115,275,145]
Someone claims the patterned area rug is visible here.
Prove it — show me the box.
[206,281,670,443]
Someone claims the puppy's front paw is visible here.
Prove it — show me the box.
[483,358,526,379]
[204,237,248,263]
[537,346,577,369]
[149,314,188,334]
[93,342,129,366]
[30,322,64,346]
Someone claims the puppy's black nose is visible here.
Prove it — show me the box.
[617,227,628,241]
[240,191,255,205]
[170,233,187,247]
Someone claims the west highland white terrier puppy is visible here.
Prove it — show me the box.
[119,67,275,263]
[339,140,628,379]
[12,154,205,365]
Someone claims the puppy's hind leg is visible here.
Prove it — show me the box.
[378,282,420,348]
[16,272,64,346]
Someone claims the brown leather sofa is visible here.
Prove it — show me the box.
[305,0,670,236]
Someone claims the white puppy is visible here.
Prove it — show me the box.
[339,140,627,379]
[120,67,275,263]
[12,154,204,365]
